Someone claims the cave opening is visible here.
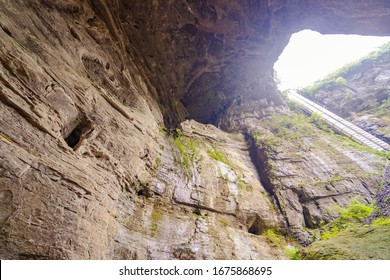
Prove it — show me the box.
[64,118,92,149]
[64,124,84,149]
[274,29,390,92]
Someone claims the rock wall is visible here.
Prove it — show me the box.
[300,45,390,143]
[0,0,390,259]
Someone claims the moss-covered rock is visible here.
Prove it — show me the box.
[302,223,390,260]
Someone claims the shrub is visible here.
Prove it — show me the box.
[335,76,347,85]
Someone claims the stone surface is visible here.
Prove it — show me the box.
[302,223,390,260]
[300,45,390,143]
[365,162,390,223]
[248,112,386,244]
[0,0,390,259]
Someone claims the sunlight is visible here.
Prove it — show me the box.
[274,29,390,91]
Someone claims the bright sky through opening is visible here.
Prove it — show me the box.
[274,29,390,91]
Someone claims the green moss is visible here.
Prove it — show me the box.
[284,247,301,260]
[308,112,334,133]
[150,209,163,235]
[168,128,199,176]
[262,229,282,247]
[297,175,344,188]
[303,223,390,260]
[155,156,162,168]
[252,111,335,150]
[373,96,390,117]
[335,134,390,160]
[372,217,390,226]
[151,210,162,223]
[320,199,375,240]
[192,212,208,219]
[207,148,231,167]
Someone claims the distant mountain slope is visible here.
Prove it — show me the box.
[299,43,390,143]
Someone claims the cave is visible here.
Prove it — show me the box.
[64,123,84,149]
[0,0,389,260]
[64,118,92,149]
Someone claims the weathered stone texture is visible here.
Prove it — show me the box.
[0,0,390,259]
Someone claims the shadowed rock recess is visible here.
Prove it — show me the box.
[0,0,389,259]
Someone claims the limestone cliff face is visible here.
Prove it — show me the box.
[300,45,390,143]
[0,0,389,259]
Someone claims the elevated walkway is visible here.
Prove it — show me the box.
[287,90,390,152]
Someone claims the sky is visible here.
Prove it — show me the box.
[274,29,390,91]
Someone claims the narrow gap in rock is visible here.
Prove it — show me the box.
[245,133,275,195]
[245,133,290,230]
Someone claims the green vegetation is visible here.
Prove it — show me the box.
[308,112,333,133]
[150,209,163,235]
[299,42,390,96]
[167,128,199,176]
[335,76,347,85]
[252,112,314,149]
[319,199,375,240]
[192,211,208,219]
[284,247,301,260]
[373,96,390,117]
[262,229,282,247]
[207,148,232,167]
[372,217,390,226]
[343,91,351,101]
[252,111,336,150]
[155,156,162,168]
[262,229,302,260]
[280,93,388,160]
[335,133,390,159]
[297,175,344,188]
[303,223,390,260]
[237,177,253,191]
